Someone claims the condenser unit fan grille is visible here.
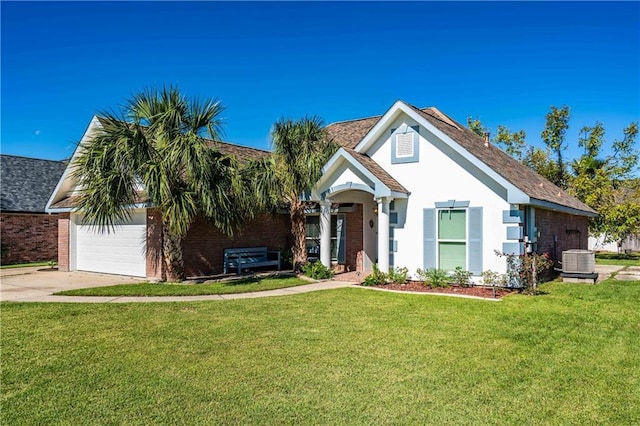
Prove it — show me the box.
[562,250,595,274]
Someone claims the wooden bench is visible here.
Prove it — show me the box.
[223,247,281,275]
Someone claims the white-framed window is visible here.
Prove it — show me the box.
[437,209,466,271]
[305,214,346,263]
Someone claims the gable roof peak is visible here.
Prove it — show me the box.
[423,106,462,130]
[326,100,596,216]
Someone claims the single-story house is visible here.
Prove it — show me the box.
[46,117,293,278]
[310,100,597,280]
[1,154,67,264]
[47,101,597,281]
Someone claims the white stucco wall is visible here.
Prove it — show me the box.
[366,115,512,279]
[324,162,373,190]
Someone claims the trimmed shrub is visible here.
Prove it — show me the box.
[302,261,334,280]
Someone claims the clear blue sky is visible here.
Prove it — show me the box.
[2,1,639,163]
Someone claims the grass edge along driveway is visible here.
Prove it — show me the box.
[54,275,310,296]
[2,278,639,424]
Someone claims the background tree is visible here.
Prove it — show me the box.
[466,107,639,249]
[521,146,559,183]
[73,86,248,281]
[252,116,337,270]
[494,125,527,161]
[466,117,487,137]
[569,122,639,248]
[540,105,571,188]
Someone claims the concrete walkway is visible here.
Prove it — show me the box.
[0,266,353,303]
[595,264,628,282]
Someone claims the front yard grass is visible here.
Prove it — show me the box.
[595,258,640,266]
[595,252,640,266]
[55,275,309,296]
[2,278,639,424]
[0,261,53,269]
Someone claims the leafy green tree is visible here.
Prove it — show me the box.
[541,105,571,188]
[610,122,639,179]
[569,122,639,247]
[494,125,527,161]
[73,86,248,281]
[601,190,640,249]
[521,146,559,183]
[466,107,639,249]
[466,117,487,137]
[252,116,337,270]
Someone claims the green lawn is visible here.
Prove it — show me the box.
[595,252,639,267]
[55,276,309,296]
[0,261,53,269]
[3,279,639,424]
[596,258,640,266]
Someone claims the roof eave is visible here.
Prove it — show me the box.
[45,116,103,212]
[312,148,409,200]
[528,198,598,217]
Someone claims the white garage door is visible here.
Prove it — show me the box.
[74,210,147,277]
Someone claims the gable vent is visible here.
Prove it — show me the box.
[396,132,414,157]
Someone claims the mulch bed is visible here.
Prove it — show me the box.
[360,281,516,299]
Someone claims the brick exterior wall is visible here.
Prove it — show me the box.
[344,204,364,272]
[0,213,60,265]
[57,213,70,271]
[182,213,292,277]
[535,208,589,265]
[145,209,164,280]
[49,206,365,278]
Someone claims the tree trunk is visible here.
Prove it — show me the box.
[290,198,307,271]
[162,223,185,282]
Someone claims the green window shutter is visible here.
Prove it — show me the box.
[468,207,483,275]
[423,208,437,269]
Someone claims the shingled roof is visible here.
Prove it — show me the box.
[47,117,269,211]
[95,115,269,162]
[344,148,409,193]
[326,103,596,215]
[1,155,67,213]
[205,140,269,162]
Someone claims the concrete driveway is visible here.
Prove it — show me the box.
[1,266,146,302]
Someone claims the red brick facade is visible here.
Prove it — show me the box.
[57,213,70,271]
[182,213,292,277]
[535,208,589,264]
[0,213,59,265]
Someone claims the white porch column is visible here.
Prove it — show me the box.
[320,200,332,268]
[377,197,392,273]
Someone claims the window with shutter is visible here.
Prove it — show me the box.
[424,204,483,275]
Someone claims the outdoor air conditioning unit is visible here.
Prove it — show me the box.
[562,250,595,274]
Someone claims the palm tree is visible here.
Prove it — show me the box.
[252,116,337,270]
[72,86,248,281]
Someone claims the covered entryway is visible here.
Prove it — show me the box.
[311,147,410,273]
[72,209,147,277]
